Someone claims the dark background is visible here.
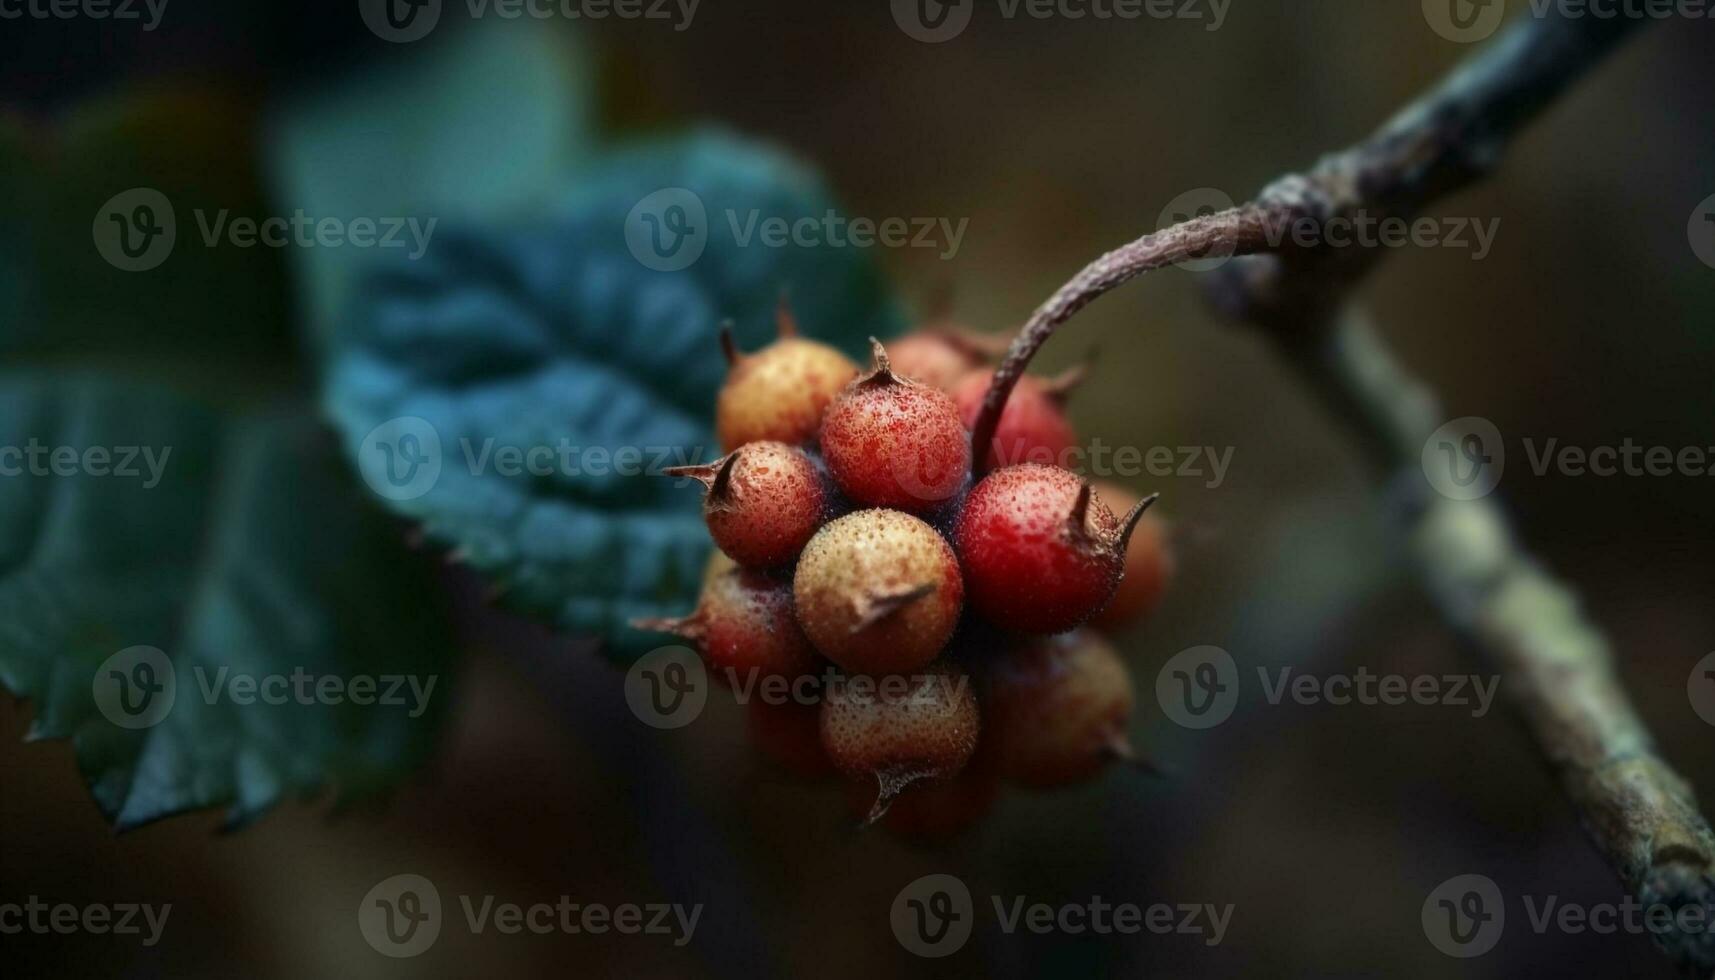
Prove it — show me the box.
[3,1,1714,976]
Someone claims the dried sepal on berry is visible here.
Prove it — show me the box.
[792,509,963,675]
[819,339,972,512]
[714,298,860,450]
[1090,480,1175,629]
[819,661,980,823]
[954,464,1158,634]
[665,441,828,569]
[887,328,1012,392]
[633,567,818,686]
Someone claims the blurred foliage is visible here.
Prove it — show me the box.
[266,22,598,350]
[323,130,906,659]
[0,379,454,830]
[0,17,907,829]
[0,68,487,827]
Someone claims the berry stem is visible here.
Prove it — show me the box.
[970,204,1280,473]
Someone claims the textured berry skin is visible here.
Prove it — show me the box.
[954,370,1078,472]
[636,569,818,685]
[820,343,971,512]
[681,442,828,569]
[819,661,980,819]
[716,338,859,450]
[792,510,964,674]
[986,630,1134,788]
[1091,481,1174,629]
[887,332,990,392]
[954,464,1124,634]
[746,698,835,778]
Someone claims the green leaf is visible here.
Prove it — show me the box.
[265,19,597,352]
[0,375,455,831]
[325,130,905,658]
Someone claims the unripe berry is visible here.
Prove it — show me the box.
[746,698,834,779]
[634,568,817,685]
[886,329,1009,392]
[1090,481,1175,629]
[820,340,971,512]
[792,509,963,674]
[666,441,829,569]
[986,630,1139,788]
[820,661,980,822]
[715,302,860,450]
[954,464,1157,634]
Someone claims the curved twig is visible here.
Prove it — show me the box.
[968,204,1283,467]
[982,8,1709,973]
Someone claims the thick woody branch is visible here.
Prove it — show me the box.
[1208,10,1647,334]
[974,13,1646,462]
[1223,15,1715,976]
[1279,313,1715,975]
[981,7,1708,973]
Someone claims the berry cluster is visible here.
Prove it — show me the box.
[637,301,1174,838]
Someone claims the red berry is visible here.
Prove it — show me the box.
[819,661,980,822]
[953,368,1081,471]
[792,509,963,674]
[666,441,828,568]
[986,630,1140,788]
[886,328,1008,392]
[954,464,1157,634]
[746,698,835,779]
[820,340,971,512]
[633,568,817,685]
[1090,481,1174,629]
[715,301,859,450]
